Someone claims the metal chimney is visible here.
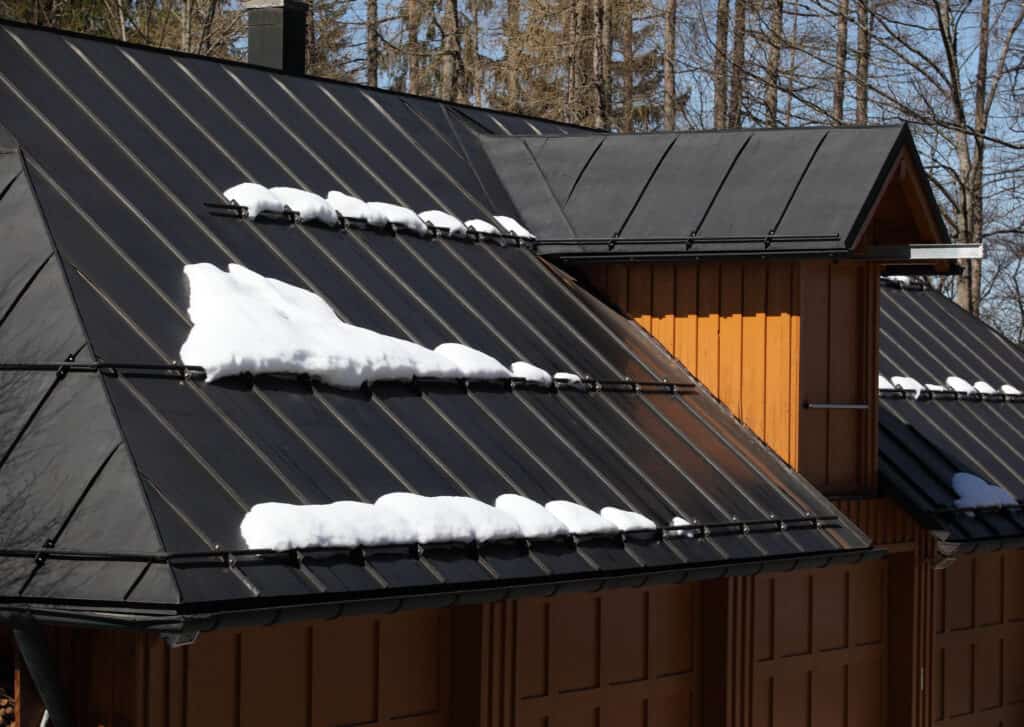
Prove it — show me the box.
[244,0,308,74]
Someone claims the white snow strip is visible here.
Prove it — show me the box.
[1001,384,1023,396]
[925,383,947,393]
[973,381,998,395]
[666,515,695,538]
[365,202,429,235]
[268,187,337,225]
[545,501,618,535]
[553,372,584,387]
[945,376,977,395]
[465,218,500,236]
[223,182,285,219]
[494,215,536,240]
[600,507,657,532]
[376,492,523,542]
[494,494,570,539]
[240,501,417,550]
[434,343,512,379]
[326,191,389,227]
[510,361,553,387]
[891,375,924,399]
[882,275,912,285]
[878,374,895,391]
[419,210,467,237]
[179,263,463,387]
[951,472,1018,509]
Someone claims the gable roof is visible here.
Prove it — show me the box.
[481,125,953,261]
[879,279,1024,553]
[0,21,873,631]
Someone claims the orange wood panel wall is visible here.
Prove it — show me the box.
[481,584,701,727]
[930,549,1024,726]
[575,259,878,496]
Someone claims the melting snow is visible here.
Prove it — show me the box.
[891,375,924,399]
[1001,384,1022,396]
[951,472,1018,509]
[878,375,894,391]
[268,187,337,225]
[465,218,500,236]
[494,215,536,240]
[510,361,553,387]
[366,202,429,235]
[973,381,998,395]
[419,210,467,237]
[494,494,570,539]
[945,376,977,395]
[376,492,523,542]
[326,191,388,227]
[179,263,464,386]
[545,501,618,535]
[240,501,417,550]
[600,507,657,531]
[223,182,285,219]
[435,343,512,379]
[553,372,584,387]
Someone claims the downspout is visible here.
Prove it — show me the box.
[12,622,73,727]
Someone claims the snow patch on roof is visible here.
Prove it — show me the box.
[419,210,467,237]
[494,215,536,240]
[545,501,618,535]
[376,492,523,542]
[179,263,464,387]
[951,472,1018,509]
[891,375,924,399]
[366,202,429,235]
[1001,384,1023,396]
[511,361,553,387]
[434,343,512,379]
[945,376,977,395]
[326,191,388,226]
[973,381,998,395]
[600,507,657,531]
[240,501,416,550]
[553,372,584,388]
[223,182,285,219]
[494,494,570,539]
[925,383,946,392]
[465,218,500,236]
[878,374,894,391]
[268,187,337,225]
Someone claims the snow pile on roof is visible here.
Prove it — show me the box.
[376,492,523,542]
[882,275,912,285]
[600,507,656,531]
[435,343,512,379]
[179,263,467,386]
[945,376,977,395]
[545,501,618,535]
[511,361,553,387]
[240,501,416,550]
[553,372,584,388]
[878,375,895,391]
[494,494,570,538]
[268,187,337,225]
[223,182,286,219]
[327,191,388,226]
[891,375,924,399]
[1001,384,1022,396]
[419,210,467,237]
[973,381,998,395]
[951,472,1018,509]
[925,383,946,393]
[494,215,536,240]
[465,218,500,236]
[366,202,429,235]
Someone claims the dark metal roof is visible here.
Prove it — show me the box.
[0,20,872,630]
[481,125,951,260]
[879,279,1024,552]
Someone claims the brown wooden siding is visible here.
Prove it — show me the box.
[836,497,918,546]
[481,584,701,727]
[576,259,878,496]
[930,549,1024,727]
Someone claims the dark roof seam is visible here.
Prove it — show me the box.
[16,443,123,597]
[120,561,155,602]
[439,105,500,211]
[520,139,581,237]
[613,135,680,238]
[563,136,605,207]
[399,98,464,161]
[769,130,829,236]
[878,413,959,507]
[450,107,495,134]
[689,132,753,239]
[0,161,21,200]
[0,250,53,332]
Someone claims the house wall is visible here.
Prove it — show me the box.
[574,259,878,497]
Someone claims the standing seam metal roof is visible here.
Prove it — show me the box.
[0,21,871,630]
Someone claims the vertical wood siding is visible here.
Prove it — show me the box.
[576,259,877,496]
[481,584,701,727]
[931,549,1024,726]
[835,497,917,545]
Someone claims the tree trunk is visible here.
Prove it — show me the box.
[832,0,848,123]
[504,0,520,109]
[713,0,730,128]
[662,0,677,130]
[366,0,378,86]
[623,3,635,130]
[785,5,796,124]
[764,0,782,126]
[854,0,870,123]
[727,0,746,127]
[592,0,607,127]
